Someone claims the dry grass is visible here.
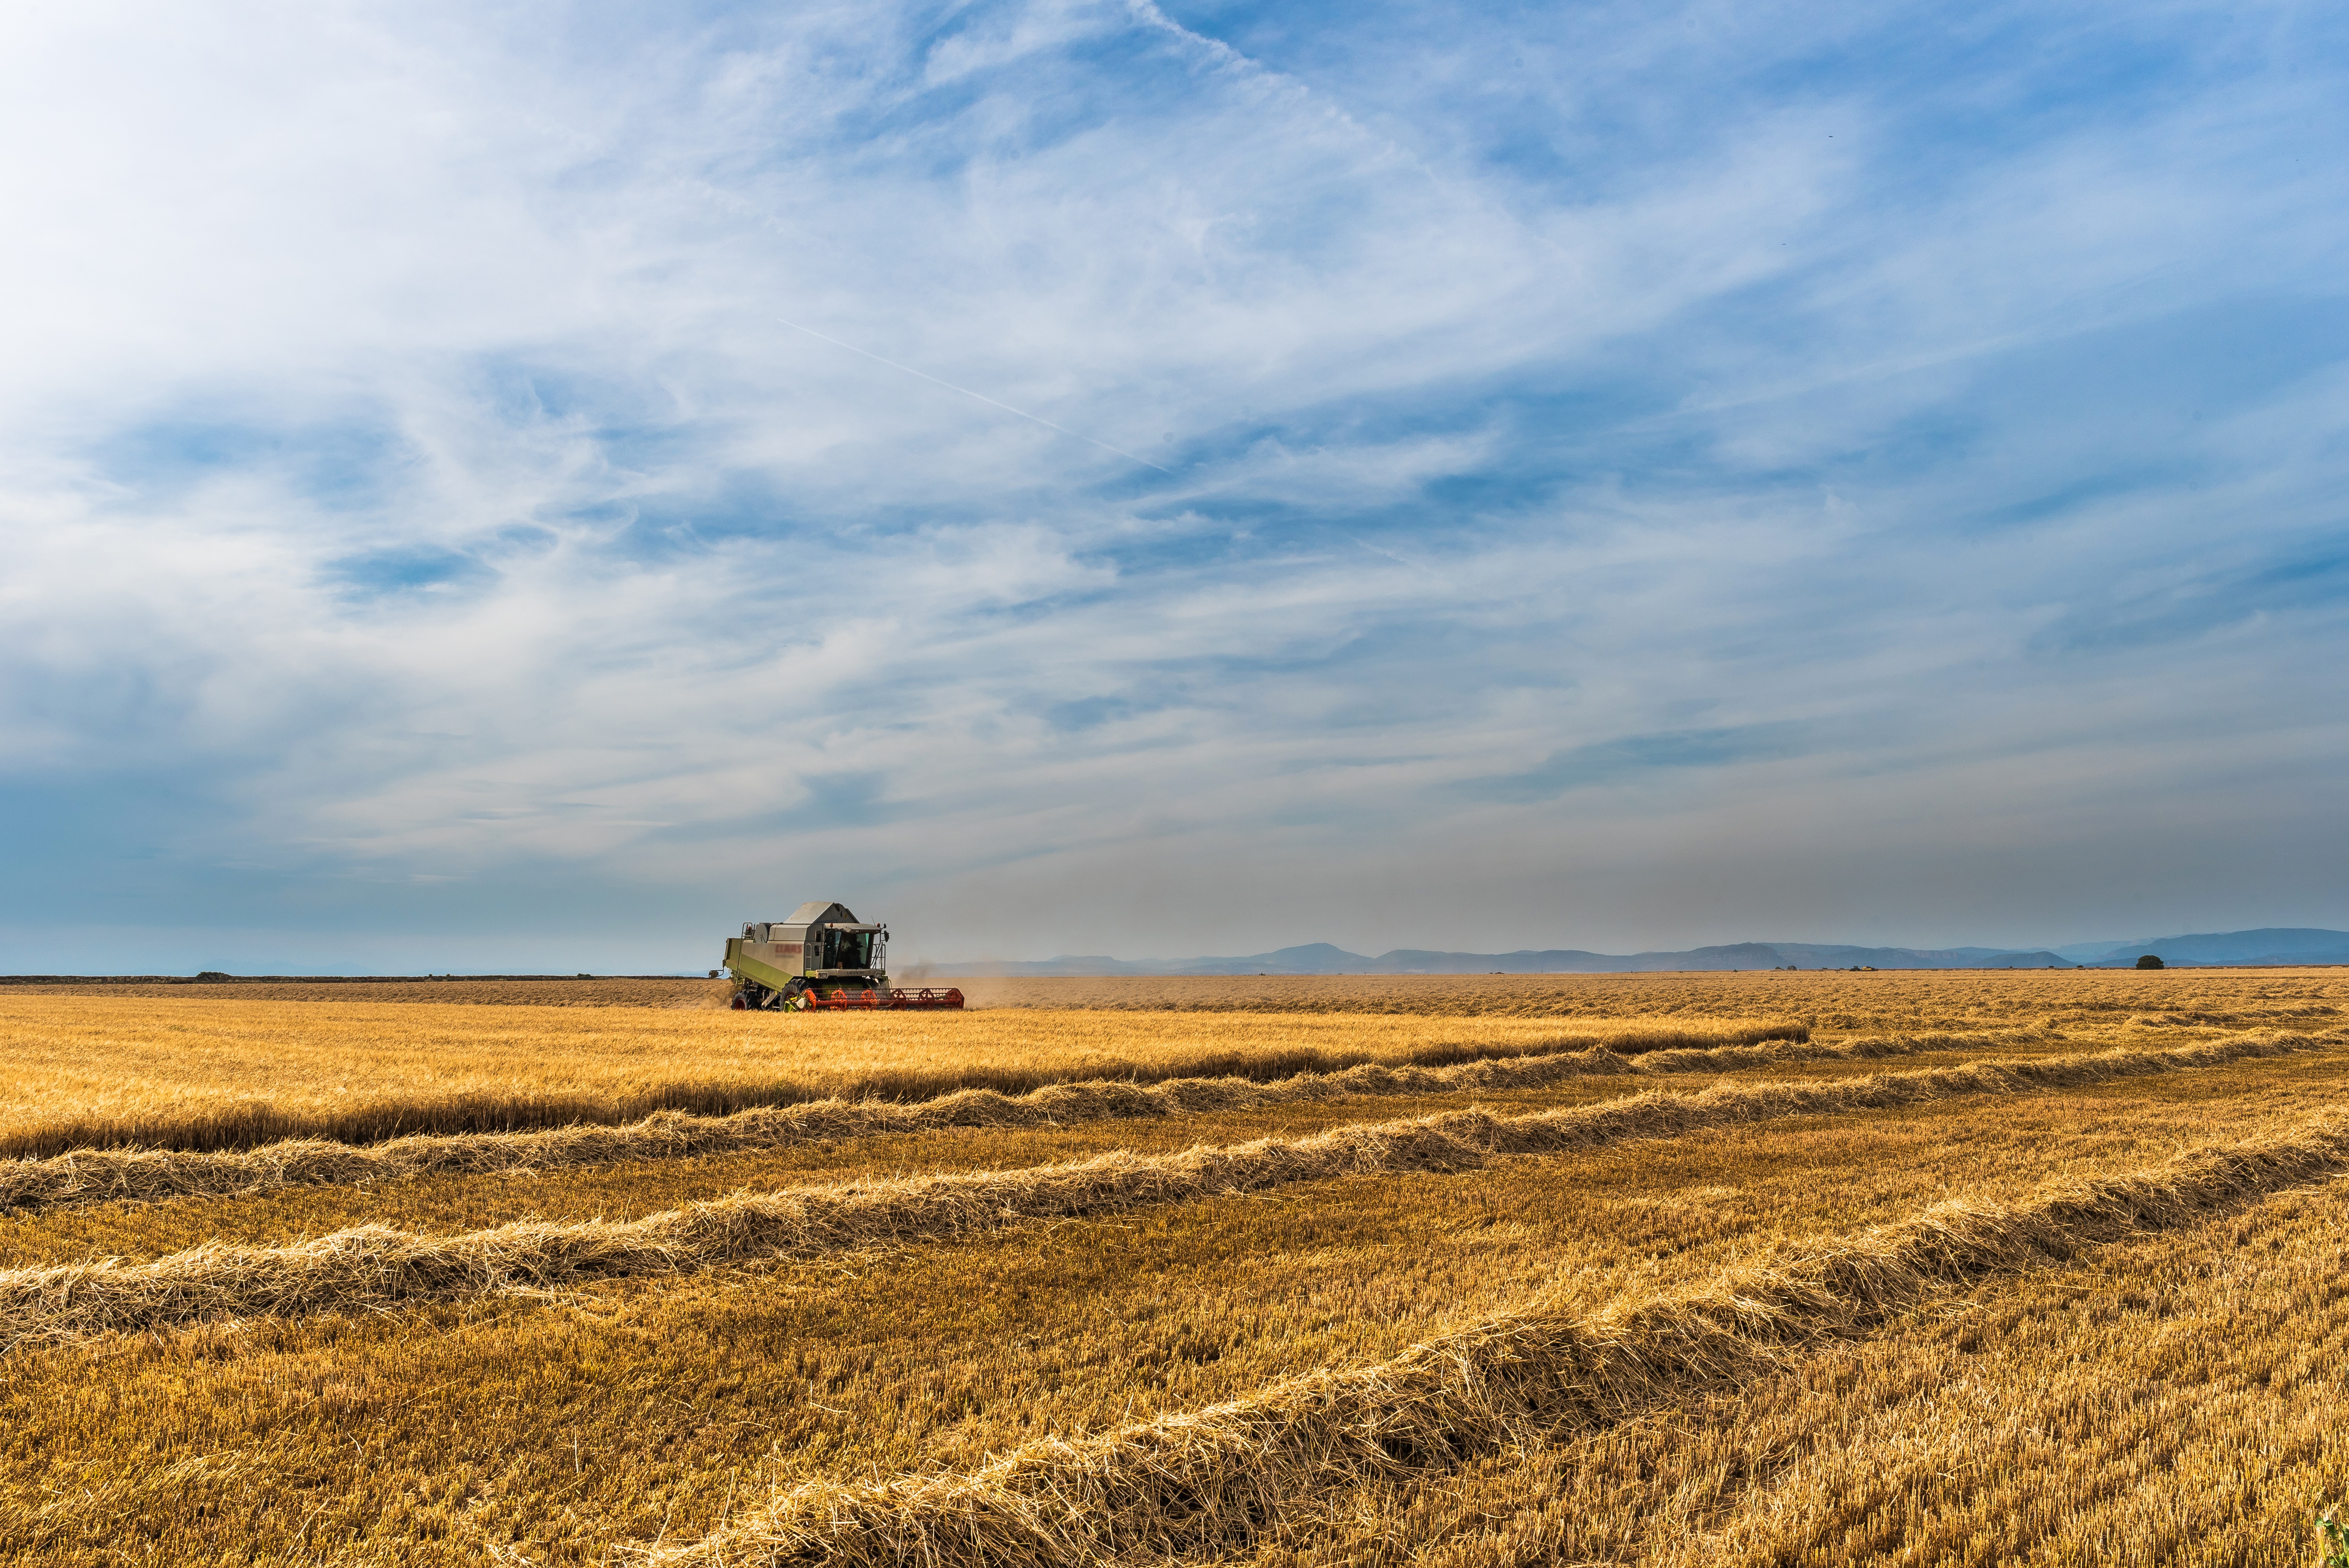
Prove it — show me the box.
[4,971,2349,1565]
[0,996,1800,1157]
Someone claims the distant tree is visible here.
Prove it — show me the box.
[2136,954,2165,969]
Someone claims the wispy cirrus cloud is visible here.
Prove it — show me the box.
[0,0,2344,971]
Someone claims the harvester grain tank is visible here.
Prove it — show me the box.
[723,900,963,1010]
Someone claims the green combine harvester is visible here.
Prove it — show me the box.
[723,900,964,1010]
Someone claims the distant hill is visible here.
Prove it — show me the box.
[939,940,2075,976]
[2069,928,2349,967]
[936,925,2349,977]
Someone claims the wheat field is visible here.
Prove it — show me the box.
[0,969,2344,1564]
[0,994,1810,1157]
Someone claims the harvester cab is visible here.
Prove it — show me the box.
[723,901,962,1010]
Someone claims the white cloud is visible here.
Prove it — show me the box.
[1,0,2345,968]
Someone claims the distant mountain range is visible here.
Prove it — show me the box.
[935,927,2349,976]
[2054,928,2349,967]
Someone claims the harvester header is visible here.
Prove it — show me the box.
[724,900,962,1010]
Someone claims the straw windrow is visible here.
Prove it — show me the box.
[0,1033,2322,1349]
[664,1112,2349,1567]
[0,1017,1815,1161]
[0,1028,2010,1213]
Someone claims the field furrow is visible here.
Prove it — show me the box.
[1230,1177,2349,1567]
[669,1114,2349,1566]
[0,997,1803,1157]
[0,1034,2322,1346]
[0,1028,2048,1213]
[4,972,2345,1566]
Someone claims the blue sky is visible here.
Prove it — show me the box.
[2,0,2344,972]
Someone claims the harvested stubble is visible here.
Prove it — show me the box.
[0,1028,2009,1214]
[0,977,733,1009]
[1238,1178,2349,1567]
[4,1046,2339,1568]
[666,1112,2349,1567]
[0,1033,2321,1348]
[8,973,2348,1568]
[946,967,2349,1029]
[19,969,2349,1034]
[0,996,1804,1158]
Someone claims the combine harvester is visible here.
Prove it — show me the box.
[723,900,964,1011]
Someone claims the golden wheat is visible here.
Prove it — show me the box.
[0,1028,2035,1214]
[19,966,2349,1034]
[1,1048,2337,1565]
[1238,1175,2349,1567]
[0,1033,2321,1347]
[943,966,2349,1026]
[13,968,2334,1156]
[0,977,733,1008]
[4,971,2348,1565]
[668,1112,2349,1566]
[0,995,1803,1157]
